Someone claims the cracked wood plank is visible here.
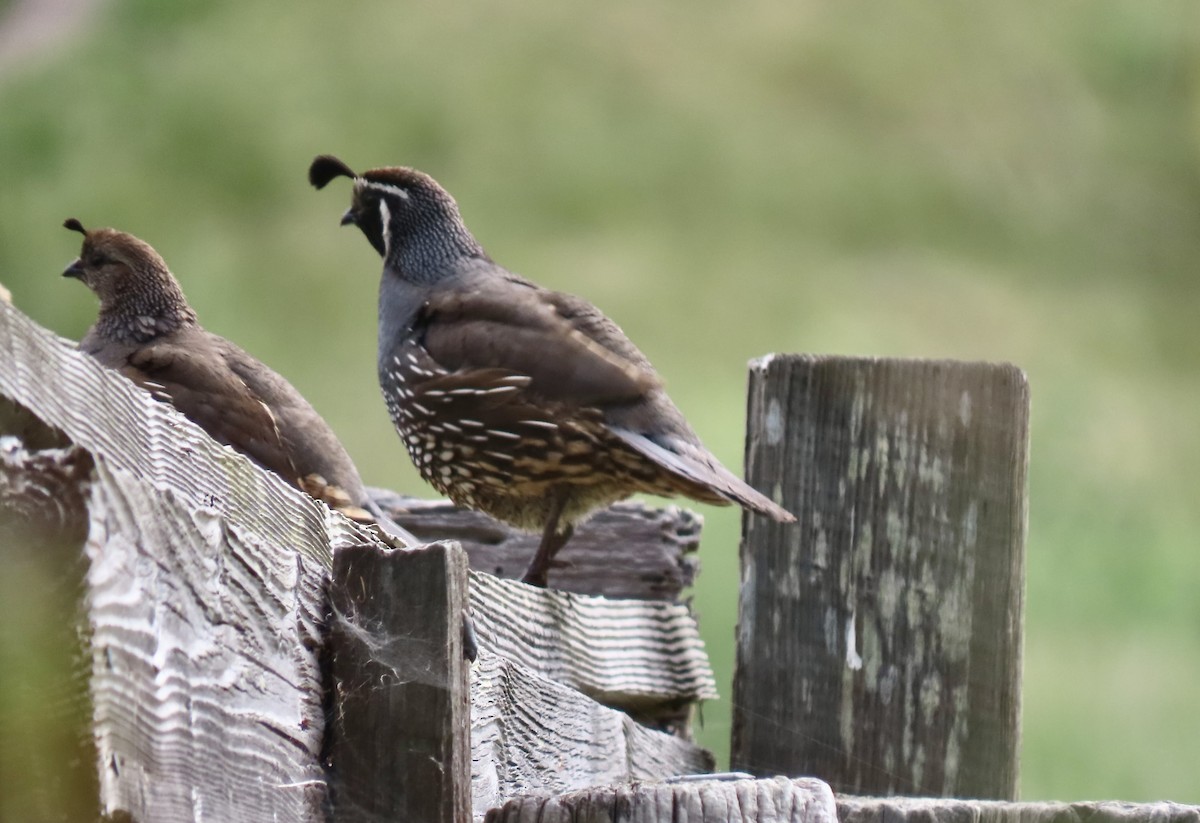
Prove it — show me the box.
[325,544,714,822]
[734,355,1029,798]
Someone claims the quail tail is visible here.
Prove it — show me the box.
[609,428,795,523]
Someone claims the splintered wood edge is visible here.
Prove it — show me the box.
[0,300,383,564]
[0,437,92,539]
[469,571,718,707]
[483,776,836,823]
[471,652,715,819]
[87,463,329,821]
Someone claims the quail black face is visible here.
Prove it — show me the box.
[309,155,472,269]
[309,155,395,256]
[342,185,388,257]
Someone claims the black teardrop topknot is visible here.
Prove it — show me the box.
[63,218,87,236]
[309,155,358,189]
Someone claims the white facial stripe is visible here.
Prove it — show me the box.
[378,198,392,256]
[365,180,411,201]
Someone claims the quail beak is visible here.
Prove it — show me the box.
[339,208,357,227]
[62,259,85,279]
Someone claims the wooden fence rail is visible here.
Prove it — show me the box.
[3,295,1198,823]
[0,299,715,822]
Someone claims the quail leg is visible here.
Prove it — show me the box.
[521,490,573,587]
[521,522,574,588]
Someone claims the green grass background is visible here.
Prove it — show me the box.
[2,0,1199,804]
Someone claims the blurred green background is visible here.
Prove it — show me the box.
[1,0,1198,805]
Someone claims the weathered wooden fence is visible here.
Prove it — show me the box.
[2,295,1198,823]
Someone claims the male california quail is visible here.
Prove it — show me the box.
[61,218,415,544]
[308,156,795,586]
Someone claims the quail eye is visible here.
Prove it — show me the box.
[90,255,112,267]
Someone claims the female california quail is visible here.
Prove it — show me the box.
[62,218,414,542]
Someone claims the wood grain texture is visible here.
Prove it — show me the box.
[85,461,330,821]
[328,542,472,823]
[372,492,702,600]
[1,301,722,820]
[483,776,837,823]
[838,797,1200,823]
[0,304,712,702]
[733,356,1029,798]
[0,303,371,821]
[468,570,717,720]
[0,299,380,566]
[470,652,714,818]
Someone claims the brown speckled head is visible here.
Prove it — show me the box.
[62,220,196,342]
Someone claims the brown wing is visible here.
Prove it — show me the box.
[216,339,367,493]
[419,280,660,407]
[540,289,659,374]
[121,334,301,487]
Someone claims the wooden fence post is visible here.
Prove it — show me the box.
[327,541,472,823]
[732,356,1030,799]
